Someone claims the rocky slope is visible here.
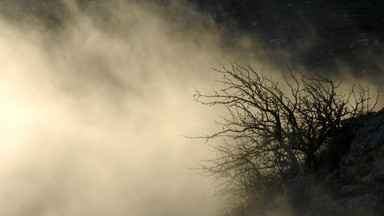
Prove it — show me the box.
[242,109,384,216]
[323,108,384,215]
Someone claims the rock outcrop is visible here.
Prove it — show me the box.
[323,109,384,215]
[242,109,384,216]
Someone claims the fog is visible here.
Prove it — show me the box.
[0,1,240,215]
[0,1,382,216]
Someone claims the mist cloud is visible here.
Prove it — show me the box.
[0,1,235,215]
[0,1,383,216]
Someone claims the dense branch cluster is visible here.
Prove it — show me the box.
[195,64,379,203]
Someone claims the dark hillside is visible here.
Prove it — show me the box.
[188,0,384,79]
[243,109,384,216]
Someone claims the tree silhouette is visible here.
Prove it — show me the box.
[195,64,379,203]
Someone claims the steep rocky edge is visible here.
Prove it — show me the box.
[241,108,384,216]
[323,108,384,216]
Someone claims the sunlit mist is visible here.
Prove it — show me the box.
[0,1,234,215]
[0,1,382,216]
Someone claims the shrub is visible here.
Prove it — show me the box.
[194,64,379,204]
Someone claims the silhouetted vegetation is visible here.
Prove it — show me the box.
[195,64,379,208]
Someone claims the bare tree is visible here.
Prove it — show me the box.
[194,64,379,203]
